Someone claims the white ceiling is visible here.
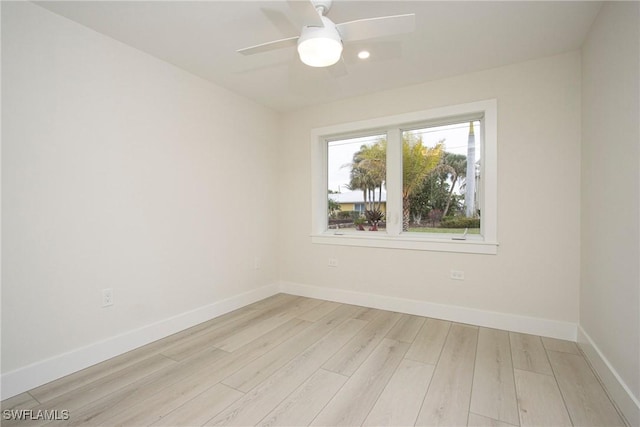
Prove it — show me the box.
[36,1,602,112]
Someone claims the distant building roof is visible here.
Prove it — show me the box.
[329,190,387,204]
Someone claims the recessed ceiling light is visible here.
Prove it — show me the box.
[358,50,371,60]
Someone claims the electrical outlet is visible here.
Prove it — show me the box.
[328,258,338,267]
[450,270,465,281]
[102,288,114,307]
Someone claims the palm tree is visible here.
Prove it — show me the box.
[438,152,467,218]
[345,166,370,210]
[356,141,386,210]
[344,136,442,231]
[402,134,443,231]
[328,197,341,218]
[344,140,386,211]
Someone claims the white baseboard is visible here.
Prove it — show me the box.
[578,326,640,427]
[0,283,280,401]
[279,281,577,340]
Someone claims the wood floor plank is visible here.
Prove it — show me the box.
[295,300,342,322]
[468,412,518,426]
[406,317,451,364]
[159,295,304,362]
[210,311,294,352]
[415,323,478,426]
[151,384,244,426]
[53,353,174,406]
[2,354,176,427]
[61,318,309,426]
[0,393,39,411]
[541,337,580,355]
[92,351,243,426]
[159,307,266,361]
[28,348,157,404]
[322,310,402,376]
[222,304,363,392]
[386,314,426,343]
[222,317,314,361]
[513,368,572,426]
[547,350,626,426]
[311,338,409,426]
[258,369,348,427]
[246,293,300,311]
[207,318,367,426]
[509,332,553,375]
[284,297,326,318]
[44,386,134,426]
[28,307,237,404]
[54,349,228,426]
[354,307,381,321]
[363,358,435,426]
[470,328,519,425]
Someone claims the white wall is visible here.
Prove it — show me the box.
[580,2,640,424]
[279,52,582,331]
[2,1,279,383]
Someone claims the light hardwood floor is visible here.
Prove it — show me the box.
[1,294,628,426]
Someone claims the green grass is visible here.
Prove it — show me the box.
[408,227,480,234]
[329,225,481,235]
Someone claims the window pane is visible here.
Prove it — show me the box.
[402,120,482,234]
[327,134,387,231]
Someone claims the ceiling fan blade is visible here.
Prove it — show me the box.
[287,0,324,28]
[337,13,416,42]
[237,36,299,56]
[260,7,298,36]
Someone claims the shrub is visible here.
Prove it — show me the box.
[364,209,384,223]
[328,219,352,226]
[427,209,443,224]
[440,217,480,228]
[337,211,353,220]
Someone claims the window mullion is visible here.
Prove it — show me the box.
[386,127,402,236]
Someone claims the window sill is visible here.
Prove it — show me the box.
[311,232,498,254]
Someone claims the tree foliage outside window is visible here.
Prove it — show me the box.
[401,133,443,231]
[345,140,386,212]
[403,120,482,234]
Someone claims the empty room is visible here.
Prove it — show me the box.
[2,1,639,426]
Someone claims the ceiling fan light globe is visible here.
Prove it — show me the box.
[297,20,343,67]
[298,37,343,67]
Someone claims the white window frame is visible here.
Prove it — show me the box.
[311,99,498,255]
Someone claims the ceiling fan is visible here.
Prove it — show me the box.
[237,0,415,68]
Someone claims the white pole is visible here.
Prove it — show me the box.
[465,122,476,217]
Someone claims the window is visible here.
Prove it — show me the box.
[311,99,497,254]
[402,120,482,234]
[327,134,387,231]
